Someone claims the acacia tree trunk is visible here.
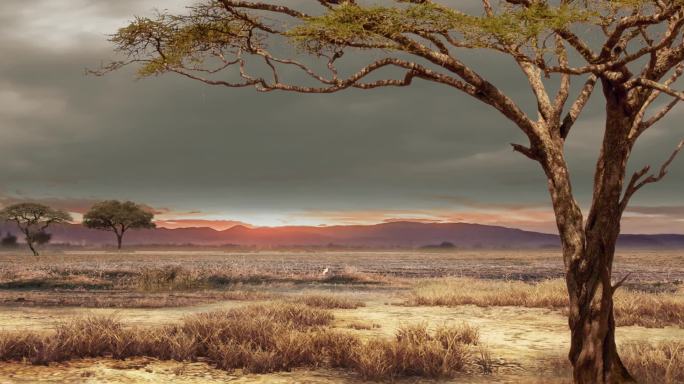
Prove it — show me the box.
[116,234,123,250]
[26,239,39,256]
[19,228,39,256]
[566,209,634,384]
[542,82,637,383]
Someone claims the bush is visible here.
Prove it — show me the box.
[0,233,18,248]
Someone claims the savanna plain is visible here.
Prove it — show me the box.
[0,248,681,383]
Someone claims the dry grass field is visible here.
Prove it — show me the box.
[0,248,682,383]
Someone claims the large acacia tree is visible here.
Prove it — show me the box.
[103,1,684,382]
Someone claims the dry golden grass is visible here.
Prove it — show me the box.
[134,263,389,288]
[0,302,484,380]
[132,265,388,292]
[621,341,684,384]
[542,341,683,384]
[406,278,684,327]
[474,345,494,375]
[0,261,391,297]
[347,321,381,330]
[352,323,478,380]
[613,292,684,327]
[0,263,379,308]
[407,278,568,308]
[295,294,366,309]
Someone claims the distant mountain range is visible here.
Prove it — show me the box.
[1,221,684,249]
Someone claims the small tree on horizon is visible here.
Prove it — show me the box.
[0,232,18,248]
[33,231,52,246]
[102,1,684,382]
[82,200,156,249]
[0,203,72,256]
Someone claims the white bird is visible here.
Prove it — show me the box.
[321,267,330,276]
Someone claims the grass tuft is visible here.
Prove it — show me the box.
[296,294,365,309]
[354,323,477,380]
[621,341,684,384]
[542,341,684,384]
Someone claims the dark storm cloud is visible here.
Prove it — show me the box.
[0,1,683,230]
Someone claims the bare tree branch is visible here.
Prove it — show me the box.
[620,139,684,212]
[635,78,684,101]
[641,97,680,131]
[511,143,539,161]
[611,272,632,295]
[560,75,597,139]
[553,36,571,122]
[631,63,684,140]
[219,0,308,18]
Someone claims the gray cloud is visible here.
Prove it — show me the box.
[0,1,683,229]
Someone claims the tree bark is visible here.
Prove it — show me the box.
[19,227,39,256]
[541,81,637,383]
[27,239,39,256]
[566,235,634,384]
[116,234,123,250]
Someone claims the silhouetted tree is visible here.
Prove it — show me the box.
[0,203,72,256]
[82,200,156,249]
[439,241,455,249]
[33,231,52,246]
[104,2,684,382]
[0,232,18,248]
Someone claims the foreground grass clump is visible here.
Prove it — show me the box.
[621,341,684,384]
[347,323,479,380]
[0,303,484,380]
[406,278,684,328]
[544,341,683,384]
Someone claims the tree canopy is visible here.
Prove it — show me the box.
[82,200,156,249]
[0,203,72,256]
[100,0,684,163]
[0,232,18,248]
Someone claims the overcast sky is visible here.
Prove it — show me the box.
[1,1,684,233]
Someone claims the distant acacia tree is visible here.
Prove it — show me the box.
[0,203,72,256]
[104,1,684,382]
[82,200,156,249]
[0,232,18,248]
[33,231,52,246]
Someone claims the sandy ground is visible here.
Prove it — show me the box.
[0,249,681,383]
[0,293,682,383]
[0,359,551,384]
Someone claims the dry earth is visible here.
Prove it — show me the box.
[0,249,682,383]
